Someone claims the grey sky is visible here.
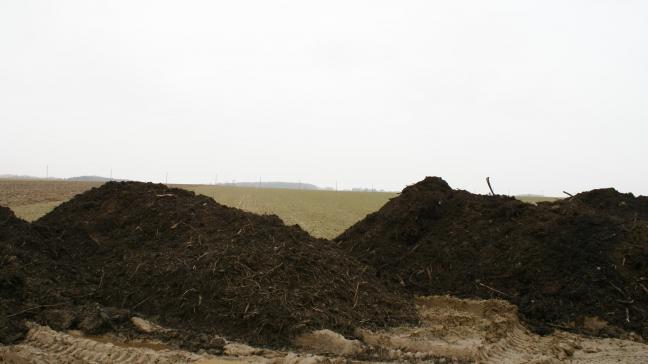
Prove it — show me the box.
[1,1,647,195]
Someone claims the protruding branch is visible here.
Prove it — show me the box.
[486,177,495,196]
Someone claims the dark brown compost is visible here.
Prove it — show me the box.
[336,177,648,339]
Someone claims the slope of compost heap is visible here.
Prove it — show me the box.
[30,181,417,347]
[336,177,648,339]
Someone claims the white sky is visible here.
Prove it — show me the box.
[1,1,647,195]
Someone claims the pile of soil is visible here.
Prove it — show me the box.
[1,205,220,351]
[0,206,63,344]
[336,177,648,339]
[27,182,416,347]
[1,206,30,343]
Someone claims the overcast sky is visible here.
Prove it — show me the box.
[1,1,647,195]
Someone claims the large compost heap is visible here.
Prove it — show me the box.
[0,206,51,344]
[337,177,648,339]
[0,182,417,347]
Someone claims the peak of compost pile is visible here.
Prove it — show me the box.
[35,182,417,347]
[336,177,648,339]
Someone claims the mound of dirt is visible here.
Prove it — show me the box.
[336,177,648,339]
[0,206,59,344]
[2,207,139,346]
[31,181,417,347]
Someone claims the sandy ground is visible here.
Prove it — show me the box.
[1,296,647,363]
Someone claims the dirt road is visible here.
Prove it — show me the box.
[2,296,647,363]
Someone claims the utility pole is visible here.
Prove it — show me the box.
[259,176,262,188]
[165,172,168,184]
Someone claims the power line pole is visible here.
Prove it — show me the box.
[165,172,168,184]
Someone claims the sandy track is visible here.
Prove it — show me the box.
[0,324,339,364]
[2,296,648,363]
[356,296,648,363]
[0,323,203,364]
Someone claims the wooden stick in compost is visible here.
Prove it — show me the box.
[486,177,495,196]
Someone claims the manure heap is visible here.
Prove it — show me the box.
[1,182,416,347]
[337,177,648,339]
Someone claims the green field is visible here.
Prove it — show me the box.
[0,180,559,239]
[10,201,69,222]
[515,195,561,204]
[0,180,396,239]
[184,185,396,238]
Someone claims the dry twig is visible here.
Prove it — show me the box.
[352,282,362,308]
[7,303,65,318]
[477,282,511,297]
[486,177,495,196]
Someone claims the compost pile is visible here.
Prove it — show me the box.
[11,182,415,347]
[1,206,39,344]
[337,177,648,339]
